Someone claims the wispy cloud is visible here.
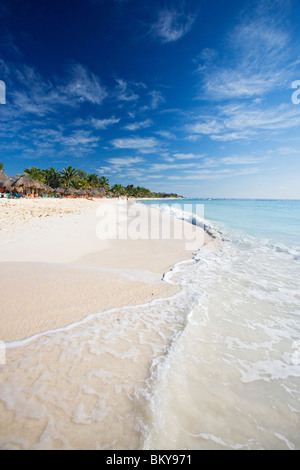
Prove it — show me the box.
[91,116,120,129]
[197,2,298,100]
[173,152,205,160]
[123,119,152,131]
[151,6,197,43]
[102,156,145,177]
[61,130,99,147]
[64,63,107,105]
[142,90,165,111]
[148,162,197,172]
[115,78,140,102]
[186,102,300,142]
[5,64,69,116]
[155,130,176,140]
[110,136,159,150]
[106,156,144,167]
[221,155,266,165]
[1,61,108,119]
[168,167,261,181]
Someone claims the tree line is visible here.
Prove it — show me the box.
[2,164,181,198]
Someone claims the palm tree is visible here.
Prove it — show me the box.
[99,176,110,192]
[42,167,61,189]
[76,170,88,188]
[24,166,45,183]
[111,184,126,197]
[0,162,4,171]
[60,166,78,189]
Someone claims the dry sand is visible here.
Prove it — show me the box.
[0,197,209,342]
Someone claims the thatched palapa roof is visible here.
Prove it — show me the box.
[64,187,77,196]
[44,185,54,192]
[11,175,42,190]
[0,170,9,189]
[53,188,65,194]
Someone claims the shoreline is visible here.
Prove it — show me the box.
[0,198,213,343]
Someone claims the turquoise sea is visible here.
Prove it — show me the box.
[141,198,300,252]
[138,198,300,449]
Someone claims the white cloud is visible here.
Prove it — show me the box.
[106,156,144,167]
[64,63,107,105]
[91,117,120,129]
[149,162,197,172]
[115,78,139,102]
[123,119,152,131]
[149,174,164,179]
[198,4,298,100]
[186,102,300,142]
[155,130,176,140]
[151,8,196,43]
[221,156,265,165]
[188,120,224,135]
[210,131,254,142]
[173,152,205,160]
[6,65,70,116]
[146,90,165,110]
[60,130,100,156]
[169,167,261,180]
[110,136,159,150]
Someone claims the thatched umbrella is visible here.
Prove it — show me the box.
[64,187,77,196]
[53,188,64,196]
[2,177,18,193]
[77,188,88,196]
[98,188,106,197]
[90,189,103,198]
[0,170,9,190]
[11,175,42,195]
[37,181,47,193]
[44,185,54,194]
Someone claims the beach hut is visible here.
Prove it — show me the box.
[2,177,18,194]
[11,175,42,196]
[91,189,104,198]
[0,170,10,193]
[64,187,77,196]
[97,188,106,198]
[44,185,54,194]
[76,188,88,197]
[0,170,9,190]
[52,188,64,197]
[0,171,9,196]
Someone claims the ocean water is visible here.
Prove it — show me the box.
[0,199,299,450]
[139,199,300,450]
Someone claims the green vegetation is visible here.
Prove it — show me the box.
[22,165,182,198]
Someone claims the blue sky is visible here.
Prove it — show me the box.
[0,0,300,198]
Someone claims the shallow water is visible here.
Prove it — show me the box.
[140,199,300,449]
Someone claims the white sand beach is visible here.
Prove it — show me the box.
[0,197,210,342]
